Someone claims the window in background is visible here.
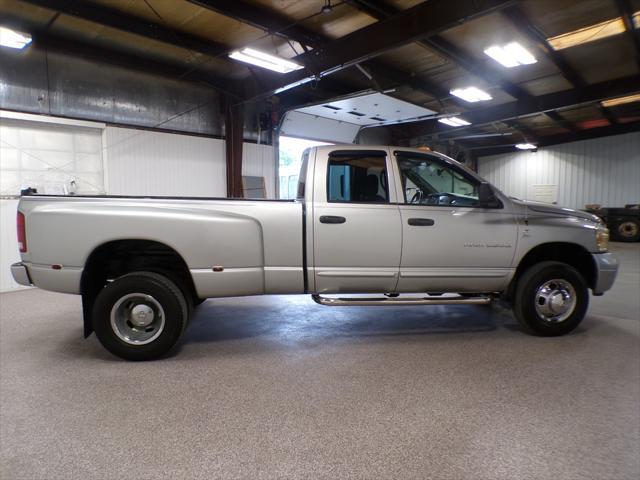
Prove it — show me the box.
[278,136,331,199]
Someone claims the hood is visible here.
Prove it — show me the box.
[511,198,601,223]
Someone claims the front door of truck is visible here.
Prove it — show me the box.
[392,151,517,293]
[312,149,402,293]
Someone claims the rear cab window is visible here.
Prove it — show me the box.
[327,151,389,203]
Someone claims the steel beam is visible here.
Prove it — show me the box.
[502,5,619,126]
[0,13,234,95]
[615,0,640,68]
[475,120,640,156]
[239,0,516,97]
[21,0,229,57]
[224,97,244,197]
[347,1,585,132]
[404,74,640,138]
[188,0,324,49]
[189,0,458,102]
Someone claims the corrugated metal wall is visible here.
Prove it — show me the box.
[0,46,223,137]
[478,132,640,209]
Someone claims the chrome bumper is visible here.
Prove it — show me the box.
[592,252,618,295]
[10,262,32,286]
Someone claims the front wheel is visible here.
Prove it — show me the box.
[513,261,588,336]
[92,271,189,360]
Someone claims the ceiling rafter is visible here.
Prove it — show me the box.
[20,0,229,57]
[187,0,455,103]
[402,74,640,138]
[502,5,618,126]
[187,0,325,50]
[344,1,576,135]
[1,13,235,95]
[210,0,516,98]
[475,120,640,156]
[614,0,640,68]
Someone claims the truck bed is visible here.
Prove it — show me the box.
[17,194,305,297]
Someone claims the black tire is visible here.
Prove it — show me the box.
[193,297,207,307]
[92,271,189,361]
[513,261,588,336]
[613,220,640,242]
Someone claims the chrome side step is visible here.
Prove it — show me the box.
[311,294,491,307]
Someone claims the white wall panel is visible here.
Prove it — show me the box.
[242,143,275,198]
[478,132,640,209]
[105,126,226,197]
[105,127,275,198]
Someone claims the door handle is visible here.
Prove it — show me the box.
[319,215,346,224]
[408,218,435,226]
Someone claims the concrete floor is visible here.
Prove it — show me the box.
[1,244,639,480]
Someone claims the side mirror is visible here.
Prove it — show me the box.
[478,182,499,208]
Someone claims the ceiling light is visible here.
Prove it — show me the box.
[634,11,639,29]
[484,42,537,68]
[438,117,471,127]
[0,27,32,49]
[601,93,640,108]
[515,143,537,150]
[450,87,492,103]
[547,15,632,50]
[229,47,303,73]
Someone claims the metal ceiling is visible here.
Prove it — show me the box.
[1,0,639,153]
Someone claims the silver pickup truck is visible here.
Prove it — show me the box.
[11,145,618,360]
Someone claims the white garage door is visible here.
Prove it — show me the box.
[0,116,105,291]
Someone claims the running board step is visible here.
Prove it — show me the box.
[311,294,491,307]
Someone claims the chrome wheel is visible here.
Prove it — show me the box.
[534,279,576,323]
[110,293,165,345]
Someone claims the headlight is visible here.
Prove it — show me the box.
[596,227,609,252]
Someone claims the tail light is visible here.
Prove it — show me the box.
[17,212,26,253]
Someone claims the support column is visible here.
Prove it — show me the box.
[224,98,244,198]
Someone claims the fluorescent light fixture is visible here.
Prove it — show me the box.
[0,27,32,49]
[601,93,640,108]
[450,87,492,103]
[484,42,537,68]
[228,47,303,73]
[547,14,636,50]
[515,143,536,150]
[438,116,471,127]
[634,11,639,29]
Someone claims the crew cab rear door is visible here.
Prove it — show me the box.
[311,148,401,293]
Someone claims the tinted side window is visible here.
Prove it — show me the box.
[397,154,480,207]
[327,155,389,203]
